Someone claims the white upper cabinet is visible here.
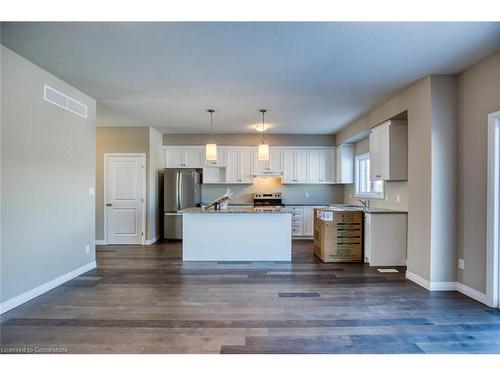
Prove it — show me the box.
[283,149,308,183]
[335,144,354,184]
[225,147,254,184]
[164,146,204,168]
[205,147,226,167]
[254,147,283,174]
[369,120,408,181]
[165,145,343,185]
[308,149,335,183]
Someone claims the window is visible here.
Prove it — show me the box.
[355,152,384,199]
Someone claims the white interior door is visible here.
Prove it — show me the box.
[105,154,145,244]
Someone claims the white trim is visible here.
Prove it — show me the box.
[145,235,161,245]
[406,270,431,290]
[95,240,107,245]
[487,111,500,308]
[406,271,456,291]
[103,153,147,245]
[457,282,490,306]
[406,271,494,306]
[0,261,96,315]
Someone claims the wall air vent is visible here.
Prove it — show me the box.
[43,84,88,119]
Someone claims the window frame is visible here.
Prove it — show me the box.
[354,152,384,199]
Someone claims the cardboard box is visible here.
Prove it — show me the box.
[313,209,363,263]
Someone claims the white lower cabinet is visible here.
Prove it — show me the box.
[289,205,327,238]
[364,213,407,266]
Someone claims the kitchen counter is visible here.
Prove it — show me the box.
[328,204,407,214]
[182,207,292,261]
[182,207,289,214]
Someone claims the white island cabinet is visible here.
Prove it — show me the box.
[182,208,292,261]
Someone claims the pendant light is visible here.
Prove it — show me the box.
[205,109,217,161]
[257,109,270,161]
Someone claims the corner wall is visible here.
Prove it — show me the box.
[337,77,434,282]
[1,46,96,308]
[457,51,500,293]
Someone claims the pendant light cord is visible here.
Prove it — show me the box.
[207,109,215,143]
[260,109,266,144]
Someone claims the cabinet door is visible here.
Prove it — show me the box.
[225,150,239,183]
[303,207,314,236]
[269,148,282,172]
[282,150,295,183]
[336,145,354,183]
[165,148,184,168]
[205,147,226,167]
[295,150,308,183]
[308,150,321,183]
[238,149,253,183]
[184,148,203,168]
[320,149,335,183]
[370,127,384,180]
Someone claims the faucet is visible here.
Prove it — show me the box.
[357,199,370,209]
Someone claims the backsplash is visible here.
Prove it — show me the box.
[343,181,408,211]
[202,178,345,205]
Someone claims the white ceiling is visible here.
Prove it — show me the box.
[2,22,500,134]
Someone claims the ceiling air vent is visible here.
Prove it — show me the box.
[43,84,88,119]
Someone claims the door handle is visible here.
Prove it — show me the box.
[106,203,112,207]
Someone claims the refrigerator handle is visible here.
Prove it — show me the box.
[178,173,183,210]
[176,173,181,211]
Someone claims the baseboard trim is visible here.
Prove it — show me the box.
[95,240,107,245]
[145,235,161,245]
[0,261,97,315]
[405,271,431,290]
[456,282,490,306]
[406,271,492,306]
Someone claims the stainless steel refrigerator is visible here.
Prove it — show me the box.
[163,169,201,240]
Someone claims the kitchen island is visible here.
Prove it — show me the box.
[182,207,292,261]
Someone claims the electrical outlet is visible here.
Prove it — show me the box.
[458,259,464,270]
[305,192,309,198]
[349,193,352,199]
[385,194,389,202]
[85,244,90,254]
[396,194,401,203]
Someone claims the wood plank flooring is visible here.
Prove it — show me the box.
[1,240,500,354]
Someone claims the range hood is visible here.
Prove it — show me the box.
[253,171,283,178]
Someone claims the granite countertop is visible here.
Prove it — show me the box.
[182,207,291,214]
[327,204,408,214]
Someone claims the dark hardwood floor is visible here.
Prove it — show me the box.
[1,240,500,354]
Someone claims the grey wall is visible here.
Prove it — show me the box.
[457,51,500,293]
[163,133,336,147]
[95,127,150,241]
[148,127,163,240]
[430,76,458,283]
[1,45,96,303]
[202,180,344,205]
[337,76,434,282]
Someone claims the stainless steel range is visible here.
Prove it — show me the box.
[253,192,283,208]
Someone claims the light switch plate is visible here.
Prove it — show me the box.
[396,194,400,203]
[88,187,95,196]
[458,259,464,270]
[85,244,90,254]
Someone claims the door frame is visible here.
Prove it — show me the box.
[103,153,147,245]
[487,111,500,308]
